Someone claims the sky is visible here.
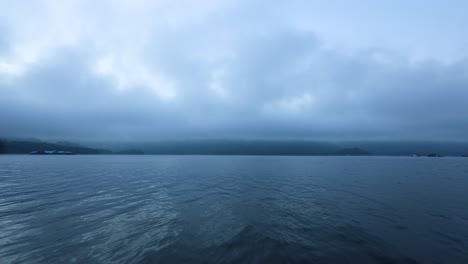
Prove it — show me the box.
[1,0,468,141]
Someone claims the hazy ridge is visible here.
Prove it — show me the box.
[2,139,468,156]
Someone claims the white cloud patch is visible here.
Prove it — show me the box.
[263,93,315,115]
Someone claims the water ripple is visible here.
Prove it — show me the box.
[0,155,468,263]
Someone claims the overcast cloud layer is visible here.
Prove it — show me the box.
[1,0,468,141]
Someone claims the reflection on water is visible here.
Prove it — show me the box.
[1,155,468,263]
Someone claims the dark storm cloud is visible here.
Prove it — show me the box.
[0,48,186,139]
[1,0,468,141]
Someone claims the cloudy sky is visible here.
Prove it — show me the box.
[1,0,468,141]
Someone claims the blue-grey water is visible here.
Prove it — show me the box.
[1,155,468,264]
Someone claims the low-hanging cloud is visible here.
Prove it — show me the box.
[1,0,468,141]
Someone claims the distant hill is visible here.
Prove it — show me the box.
[3,138,468,156]
[55,141,85,148]
[0,140,111,154]
[0,140,5,154]
[339,141,468,156]
[113,140,359,156]
[142,140,335,155]
[333,147,371,156]
[115,149,145,155]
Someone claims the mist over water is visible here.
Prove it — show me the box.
[1,155,467,264]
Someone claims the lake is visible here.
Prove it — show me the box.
[1,155,467,263]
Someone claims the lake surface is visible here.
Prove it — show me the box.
[1,155,468,263]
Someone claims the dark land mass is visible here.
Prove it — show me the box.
[333,147,371,156]
[135,140,343,156]
[102,140,468,156]
[0,140,4,154]
[1,139,359,156]
[2,138,468,156]
[340,141,468,156]
[115,149,145,155]
[0,140,111,154]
